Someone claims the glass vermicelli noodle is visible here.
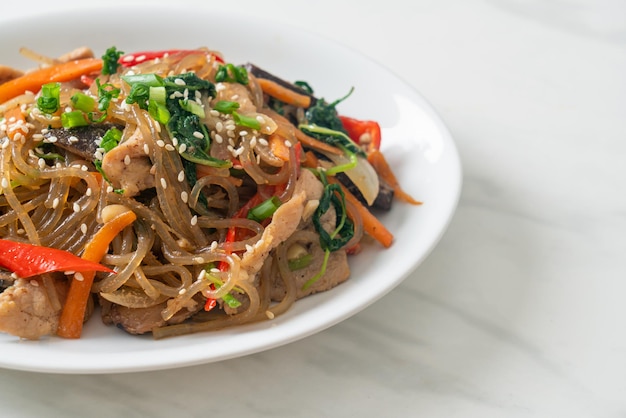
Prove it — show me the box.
[0,45,419,340]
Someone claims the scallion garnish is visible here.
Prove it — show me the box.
[232,111,261,130]
[61,110,88,128]
[213,100,240,114]
[178,99,205,118]
[100,127,123,152]
[215,63,249,85]
[71,92,96,113]
[37,82,60,114]
[247,196,282,222]
[101,46,124,75]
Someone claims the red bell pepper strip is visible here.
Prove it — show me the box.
[118,50,224,67]
[339,116,382,153]
[205,192,265,311]
[0,239,115,279]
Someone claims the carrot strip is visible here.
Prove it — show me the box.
[0,58,103,104]
[367,150,422,205]
[3,106,27,141]
[57,209,137,339]
[302,150,319,168]
[328,177,394,248]
[257,78,311,108]
[269,133,291,161]
[294,128,343,155]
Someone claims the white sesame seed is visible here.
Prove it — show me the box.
[94,151,104,160]
[256,115,265,123]
[124,155,131,165]
[122,55,135,62]
[178,170,185,182]
[107,186,114,193]
[192,131,203,139]
[16,228,24,235]
[135,55,146,62]
[81,223,88,234]
[156,140,165,148]
[215,134,223,144]
[178,143,187,154]
[74,272,85,282]
[195,90,202,100]
[194,256,204,264]
[10,272,18,279]
[178,288,187,295]
[81,165,89,171]
[1,178,8,189]
[231,94,239,100]
[73,202,81,213]
[150,165,157,175]
[143,144,150,154]
[69,136,79,143]
[210,241,218,251]
[284,140,292,147]
[191,215,198,226]
[266,310,275,319]
[180,191,189,203]
[239,130,248,137]
[160,178,168,189]
[216,122,223,132]
[174,78,186,86]
[245,244,253,252]
[209,110,220,117]
[258,138,269,147]
[52,197,60,209]
[47,136,57,143]
[210,267,220,273]
[86,188,92,197]
[250,137,257,148]
[172,137,179,146]
[165,144,175,151]
[30,280,39,287]
[197,270,207,281]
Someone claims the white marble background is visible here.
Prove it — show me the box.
[1,0,625,416]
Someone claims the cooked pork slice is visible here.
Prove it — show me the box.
[0,278,67,340]
[101,297,201,335]
[100,127,155,196]
[239,170,323,279]
[0,65,24,85]
[58,46,94,63]
[271,248,350,301]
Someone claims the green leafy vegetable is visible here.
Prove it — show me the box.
[305,87,354,132]
[294,80,314,95]
[232,111,261,130]
[100,127,122,152]
[101,46,124,75]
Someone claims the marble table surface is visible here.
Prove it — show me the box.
[1,0,624,416]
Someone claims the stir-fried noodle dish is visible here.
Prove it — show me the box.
[0,46,420,340]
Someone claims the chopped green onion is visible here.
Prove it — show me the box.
[247,196,282,222]
[61,111,88,128]
[71,92,96,112]
[121,73,165,87]
[213,100,240,114]
[302,249,330,290]
[233,111,261,130]
[148,100,171,124]
[324,147,358,176]
[100,127,123,152]
[149,86,167,105]
[179,99,205,118]
[288,254,313,271]
[37,82,60,114]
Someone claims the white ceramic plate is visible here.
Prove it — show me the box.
[0,6,461,374]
